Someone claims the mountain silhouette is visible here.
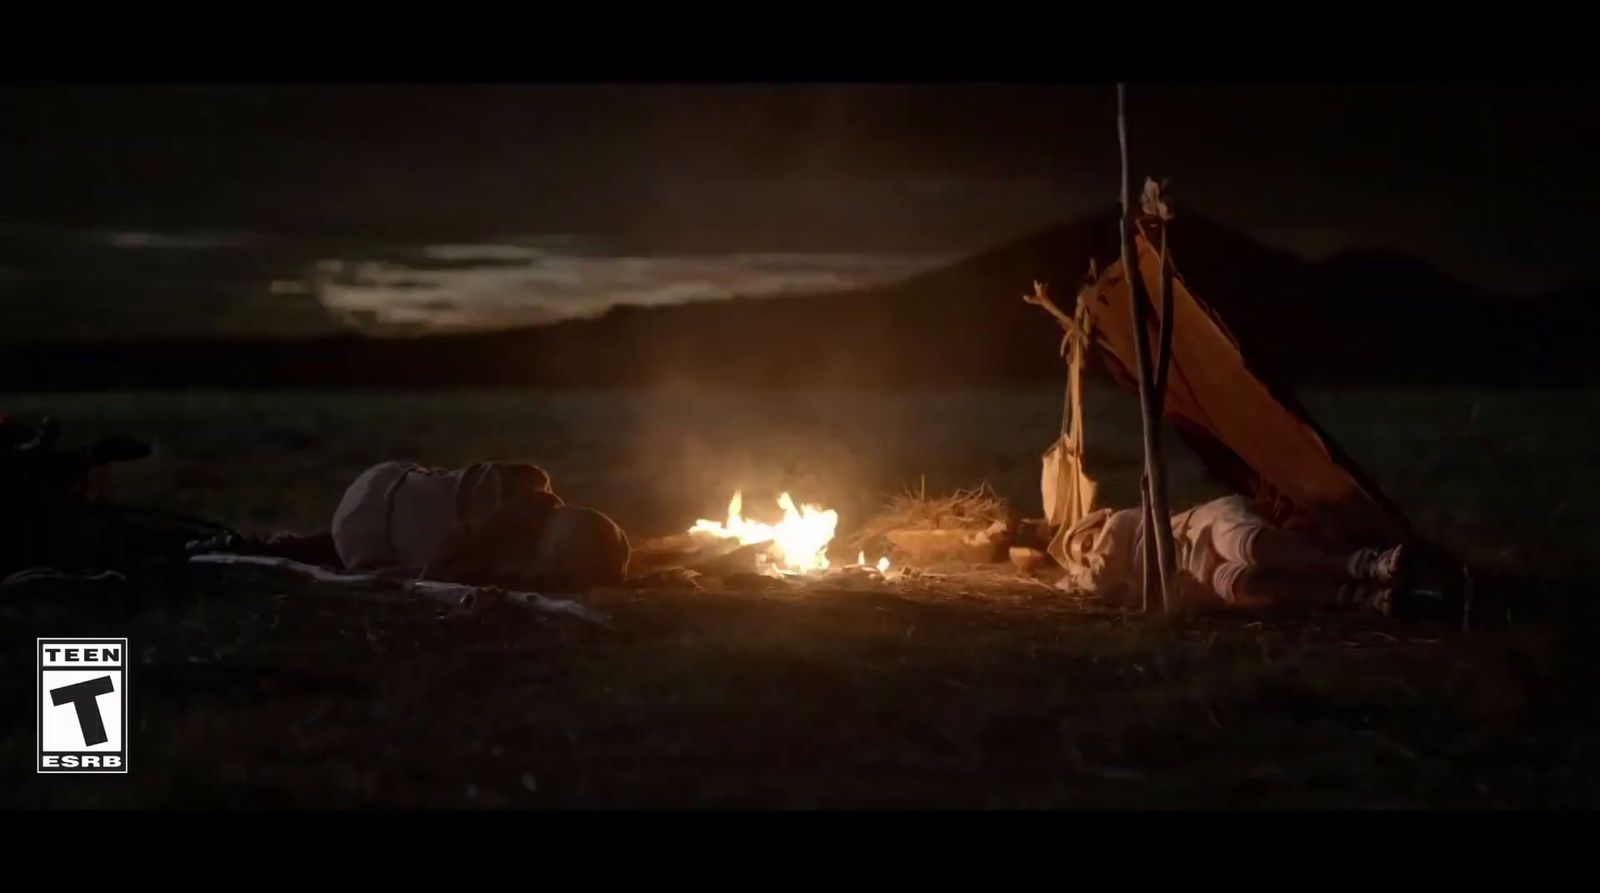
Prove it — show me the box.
[4,208,1593,390]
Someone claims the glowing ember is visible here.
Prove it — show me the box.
[858,551,892,574]
[690,491,839,574]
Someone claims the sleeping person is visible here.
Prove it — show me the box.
[194,460,630,592]
[1057,494,1451,619]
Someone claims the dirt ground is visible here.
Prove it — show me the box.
[6,563,1597,809]
[4,385,1598,808]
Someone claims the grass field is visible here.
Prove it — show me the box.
[3,385,1598,808]
[5,384,1596,568]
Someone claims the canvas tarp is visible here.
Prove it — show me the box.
[1069,222,1416,551]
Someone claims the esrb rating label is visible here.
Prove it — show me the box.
[37,638,128,773]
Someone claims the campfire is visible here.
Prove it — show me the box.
[689,491,889,577]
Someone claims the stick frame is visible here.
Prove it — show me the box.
[1117,84,1178,613]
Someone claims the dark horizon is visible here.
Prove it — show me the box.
[5,83,1600,341]
[7,84,1599,273]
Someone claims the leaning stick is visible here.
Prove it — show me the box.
[1024,281,1084,343]
[1117,84,1178,613]
[1139,201,1178,609]
[1150,217,1175,411]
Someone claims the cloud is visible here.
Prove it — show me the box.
[313,242,949,334]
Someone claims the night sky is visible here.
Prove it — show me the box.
[4,84,1598,337]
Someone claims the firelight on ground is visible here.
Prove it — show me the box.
[690,491,889,576]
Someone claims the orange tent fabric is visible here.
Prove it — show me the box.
[1076,222,1416,550]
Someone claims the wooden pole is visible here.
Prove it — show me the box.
[1152,204,1177,611]
[1151,219,1175,407]
[1139,473,1157,606]
[1117,84,1178,612]
[1144,215,1177,611]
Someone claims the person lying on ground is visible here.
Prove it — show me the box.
[1058,494,1455,619]
[191,460,630,592]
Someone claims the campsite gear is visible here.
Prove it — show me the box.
[1039,290,1099,536]
[1009,546,1053,574]
[1029,220,1470,621]
[886,522,1010,565]
[1031,221,1468,580]
[2,414,225,582]
[330,460,556,573]
[1069,221,1418,552]
[1114,115,1181,612]
[1347,543,1412,589]
[1037,287,1102,576]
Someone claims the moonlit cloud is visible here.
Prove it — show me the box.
[313,241,948,333]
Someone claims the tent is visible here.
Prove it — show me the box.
[1043,219,1422,570]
